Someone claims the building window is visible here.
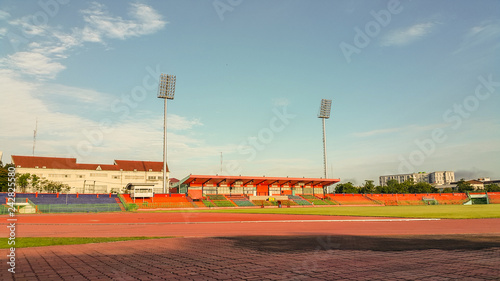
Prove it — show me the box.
[90,173,108,177]
[112,175,120,179]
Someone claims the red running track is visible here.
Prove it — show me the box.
[1,212,500,238]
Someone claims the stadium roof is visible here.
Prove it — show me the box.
[180,175,340,187]
[11,155,168,172]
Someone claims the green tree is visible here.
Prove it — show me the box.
[359,180,375,194]
[442,187,453,193]
[16,173,31,193]
[412,182,436,193]
[485,183,500,192]
[30,174,42,192]
[335,182,358,194]
[0,162,10,192]
[456,179,474,193]
[386,179,400,194]
[398,179,414,194]
[375,185,388,194]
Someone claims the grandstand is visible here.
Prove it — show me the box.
[207,195,236,207]
[288,195,312,206]
[329,194,381,205]
[226,194,255,207]
[122,193,194,208]
[0,192,122,213]
[301,195,330,205]
[488,192,500,204]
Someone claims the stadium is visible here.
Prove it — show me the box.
[1,1,500,279]
[1,165,500,279]
[2,71,500,281]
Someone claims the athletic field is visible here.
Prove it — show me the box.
[2,204,499,280]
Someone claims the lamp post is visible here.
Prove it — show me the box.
[318,99,332,179]
[157,74,176,194]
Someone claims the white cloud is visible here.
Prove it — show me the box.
[454,20,500,54]
[0,10,11,20]
[8,16,49,37]
[1,52,65,79]
[80,2,167,42]
[1,2,167,80]
[354,126,404,137]
[381,22,436,47]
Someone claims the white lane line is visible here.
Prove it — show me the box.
[11,218,441,225]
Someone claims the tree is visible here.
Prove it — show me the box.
[442,187,453,193]
[485,183,500,192]
[335,182,358,194]
[359,180,375,194]
[16,173,31,193]
[41,180,70,193]
[398,179,414,194]
[0,162,12,192]
[412,182,436,193]
[30,174,42,192]
[456,179,474,193]
[386,179,400,194]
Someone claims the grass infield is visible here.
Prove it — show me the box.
[150,204,500,219]
[0,237,173,249]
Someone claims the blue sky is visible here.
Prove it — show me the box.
[1,0,499,184]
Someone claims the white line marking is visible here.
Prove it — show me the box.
[8,218,441,225]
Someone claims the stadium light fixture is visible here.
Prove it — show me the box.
[157,74,176,194]
[318,99,332,179]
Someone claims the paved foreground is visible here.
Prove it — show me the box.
[3,235,500,280]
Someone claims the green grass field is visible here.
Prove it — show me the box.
[0,237,172,249]
[150,204,500,219]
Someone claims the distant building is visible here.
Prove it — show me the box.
[11,155,170,193]
[379,171,455,186]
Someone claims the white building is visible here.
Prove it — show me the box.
[11,155,169,193]
[379,171,455,186]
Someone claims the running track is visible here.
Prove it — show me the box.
[2,212,500,237]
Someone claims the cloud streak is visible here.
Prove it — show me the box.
[381,22,436,47]
[80,2,167,42]
[454,20,500,54]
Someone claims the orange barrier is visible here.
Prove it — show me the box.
[328,194,379,205]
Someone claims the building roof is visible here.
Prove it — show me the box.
[11,155,168,172]
[180,175,340,187]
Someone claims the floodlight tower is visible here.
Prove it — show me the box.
[157,74,176,194]
[318,99,332,179]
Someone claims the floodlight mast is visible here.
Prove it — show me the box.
[318,99,332,179]
[157,74,176,194]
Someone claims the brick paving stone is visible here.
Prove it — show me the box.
[2,237,499,280]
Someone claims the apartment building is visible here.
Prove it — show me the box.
[379,171,455,186]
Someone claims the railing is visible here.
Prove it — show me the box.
[117,194,138,211]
